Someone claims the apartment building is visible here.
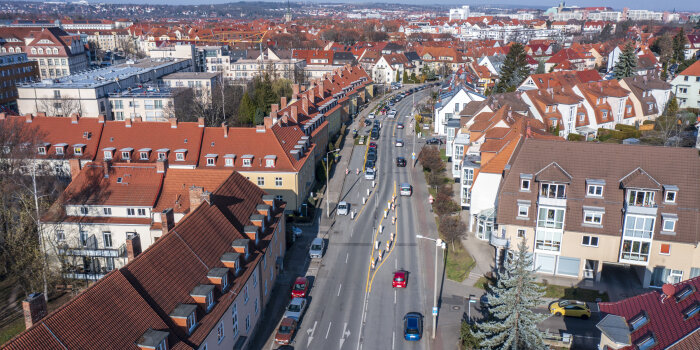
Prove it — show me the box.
[162,71,221,101]
[72,29,132,52]
[433,84,485,139]
[671,60,700,109]
[619,75,671,124]
[8,170,286,350]
[0,52,39,112]
[108,86,175,121]
[229,48,304,82]
[16,57,191,118]
[495,139,700,288]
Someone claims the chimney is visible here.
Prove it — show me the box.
[198,117,205,127]
[271,104,279,115]
[126,234,142,262]
[262,194,276,211]
[281,115,288,125]
[22,293,47,329]
[220,252,241,273]
[256,203,271,217]
[264,116,273,129]
[160,208,174,236]
[134,117,142,123]
[25,113,33,123]
[244,225,259,242]
[292,83,299,96]
[300,85,306,92]
[201,191,211,205]
[103,161,110,178]
[231,238,250,257]
[69,158,81,180]
[281,96,287,108]
[256,124,266,133]
[125,118,132,128]
[318,81,325,98]
[0,113,5,120]
[36,112,46,117]
[70,113,79,124]
[302,96,309,115]
[291,105,298,121]
[156,159,168,174]
[189,186,204,210]
[169,117,178,128]
[98,114,105,123]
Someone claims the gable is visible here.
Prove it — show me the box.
[535,162,572,183]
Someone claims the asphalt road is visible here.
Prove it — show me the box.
[270,86,438,350]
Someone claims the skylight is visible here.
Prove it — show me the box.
[629,313,648,332]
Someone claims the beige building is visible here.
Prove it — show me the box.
[495,139,700,288]
[162,71,222,102]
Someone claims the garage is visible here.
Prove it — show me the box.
[556,256,581,277]
[535,253,556,274]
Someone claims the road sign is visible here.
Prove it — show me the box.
[428,194,434,204]
[432,307,438,316]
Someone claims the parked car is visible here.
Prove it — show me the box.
[283,298,308,320]
[275,317,298,345]
[397,122,404,129]
[369,142,378,149]
[368,112,375,119]
[364,119,372,126]
[395,139,404,147]
[309,238,325,259]
[371,130,379,140]
[366,152,377,162]
[426,137,442,145]
[399,183,412,196]
[403,312,423,341]
[337,201,349,215]
[392,271,407,288]
[549,300,591,319]
[365,167,376,180]
[396,157,407,167]
[291,277,309,298]
[365,160,375,170]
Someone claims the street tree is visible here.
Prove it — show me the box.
[476,238,548,350]
[438,214,465,249]
[38,97,81,117]
[418,146,444,173]
[613,42,638,79]
[494,42,529,93]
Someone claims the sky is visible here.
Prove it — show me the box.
[93,0,699,12]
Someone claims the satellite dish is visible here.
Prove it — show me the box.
[662,283,676,296]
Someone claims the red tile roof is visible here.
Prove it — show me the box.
[679,59,700,77]
[153,169,232,214]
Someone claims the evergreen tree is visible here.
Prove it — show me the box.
[238,91,256,125]
[672,28,687,63]
[494,43,530,93]
[396,70,400,83]
[403,70,409,84]
[476,239,548,350]
[535,61,545,74]
[613,42,637,79]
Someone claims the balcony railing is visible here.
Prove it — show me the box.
[624,202,658,216]
[59,247,122,258]
[490,234,509,248]
[63,271,107,281]
[538,195,567,207]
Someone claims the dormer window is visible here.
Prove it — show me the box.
[540,183,565,199]
[206,290,214,311]
[242,155,254,167]
[175,149,186,161]
[682,302,700,320]
[627,190,655,207]
[586,179,605,197]
[675,285,696,303]
[602,110,608,119]
[635,334,656,350]
[158,152,166,160]
[73,144,85,156]
[661,213,677,233]
[629,312,648,331]
[205,154,218,166]
[520,174,532,192]
[140,152,148,160]
[155,339,168,350]
[265,155,276,167]
[221,273,229,290]
[186,311,197,334]
[122,151,130,160]
[663,185,677,203]
[225,158,233,167]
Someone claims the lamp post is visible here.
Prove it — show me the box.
[325,148,340,218]
[416,234,446,339]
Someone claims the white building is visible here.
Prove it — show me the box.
[449,6,470,21]
[671,60,700,109]
[433,86,485,137]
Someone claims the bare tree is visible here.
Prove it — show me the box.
[439,215,466,250]
[37,97,81,117]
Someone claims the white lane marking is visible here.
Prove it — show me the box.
[394,289,397,304]
[326,322,332,339]
[338,283,342,297]
[392,331,395,350]
[307,321,317,348]
[346,253,349,264]
[394,259,397,269]
[339,322,350,349]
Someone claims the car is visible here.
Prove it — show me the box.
[403,312,423,341]
[369,142,377,149]
[397,122,404,129]
[549,300,591,319]
[399,183,412,196]
[365,160,375,170]
[309,238,325,259]
[365,167,375,180]
[395,139,404,147]
[283,297,307,321]
[363,119,372,126]
[291,277,309,298]
[366,152,377,162]
[392,271,407,288]
[426,137,442,145]
[337,201,349,215]
[275,317,298,345]
[368,112,375,119]
[396,157,406,167]
[371,131,379,140]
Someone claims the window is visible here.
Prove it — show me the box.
[139,152,148,160]
[80,206,88,215]
[207,158,215,166]
[587,185,603,197]
[155,339,167,350]
[669,270,683,284]
[275,177,282,187]
[624,215,654,239]
[535,229,562,252]
[104,150,112,159]
[55,146,64,155]
[602,110,608,119]
[659,243,670,255]
[520,179,530,191]
[243,158,252,167]
[254,298,259,315]
[74,147,83,156]
[56,230,65,242]
[244,285,249,304]
[186,311,197,333]
[517,229,525,238]
[232,303,238,337]
[79,231,88,246]
[103,232,112,248]
[662,218,676,232]
[225,158,233,167]
[621,240,651,262]
[217,321,225,343]
[245,315,250,332]
[683,303,700,320]
[665,191,676,203]
[257,177,264,186]
[206,290,214,311]
[518,205,529,218]
[121,151,130,160]
[275,195,283,202]
[627,190,655,207]
[127,208,135,216]
[581,235,598,247]
[266,159,275,167]
[253,273,258,287]
[37,146,46,155]
[537,207,564,229]
[176,153,185,161]
[540,183,565,199]
[103,207,111,215]
[137,208,146,216]
[583,211,603,225]
[53,90,61,99]
[158,152,167,160]
[629,313,648,331]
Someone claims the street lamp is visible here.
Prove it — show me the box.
[325,148,340,218]
[416,234,446,340]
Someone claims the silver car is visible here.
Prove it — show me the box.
[337,201,349,215]
[309,238,325,259]
[283,297,307,321]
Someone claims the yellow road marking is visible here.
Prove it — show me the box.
[364,181,397,294]
[368,209,398,294]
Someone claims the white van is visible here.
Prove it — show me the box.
[365,167,375,180]
[337,201,349,215]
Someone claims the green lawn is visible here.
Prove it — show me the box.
[537,283,610,302]
[445,244,475,282]
[439,148,448,162]
[473,275,493,290]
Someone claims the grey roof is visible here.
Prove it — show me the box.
[136,328,169,348]
[190,284,215,297]
[163,72,220,80]
[404,51,420,61]
[169,303,197,318]
[596,314,631,346]
[207,267,229,279]
[220,252,241,263]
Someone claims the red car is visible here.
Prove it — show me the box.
[369,142,378,149]
[393,271,407,288]
[291,277,309,298]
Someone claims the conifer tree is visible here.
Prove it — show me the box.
[476,239,548,350]
[494,43,530,93]
[672,28,687,63]
[613,42,637,79]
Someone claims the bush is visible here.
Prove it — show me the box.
[567,133,585,141]
[460,321,481,350]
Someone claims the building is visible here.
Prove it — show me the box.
[433,84,485,138]
[16,57,191,118]
[72,29,132,52]
[7,170,286,350]
[596,276,700,350]
[228,48,304,82]
[671,60,700,109]
[619,75,671,124]
[449,6,470,21]
[162,71,221,100]
[0,27,88,80]
[0,52,39,113]
[495,139,700,288]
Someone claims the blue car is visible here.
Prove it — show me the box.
[403,312,423,341]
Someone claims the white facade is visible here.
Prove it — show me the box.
[671,73,700,109]
[448,6,470,21]
[433,88,485,136]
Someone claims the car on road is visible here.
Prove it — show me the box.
[337,201,349,215]
[283,298,307,321]
[365,167,376,180]
[274,317,298,345]
[369,142,377,149]
[403,312,423,341]
[366,152,377,162]
[371,130,379,140]
[309,238,325,259]
[397,122,404,129]
[388,110,397,118]
[291,277,309,298]
[364,119,372,126]
[426,137,442,145]
[395,139,404,147]
[365,160,375,170]
[392,271,407,288]
[396,157,406,167]
[399,183,412,196]
[368,112,375,119]
[549,300,591,319]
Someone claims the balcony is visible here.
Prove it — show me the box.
[490,234,509,248]
[624,202,658,216]
[63,271,107,281]
[58,246,123,258]
[538,195,567,208]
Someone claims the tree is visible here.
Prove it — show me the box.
[656,95,681,146]
[238,91,256,125]
[38,97,81,117]
[494,43,529,93]
[613,42,638,79]
[418,146,444,173]
[650,32,673,65]
[672,28,687,63]
[535,61,545,74]
[395,70,400,83]
[460,321,481,350]
[403,70,409,84]
[438,214,465,249]
[476,238,548,349]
